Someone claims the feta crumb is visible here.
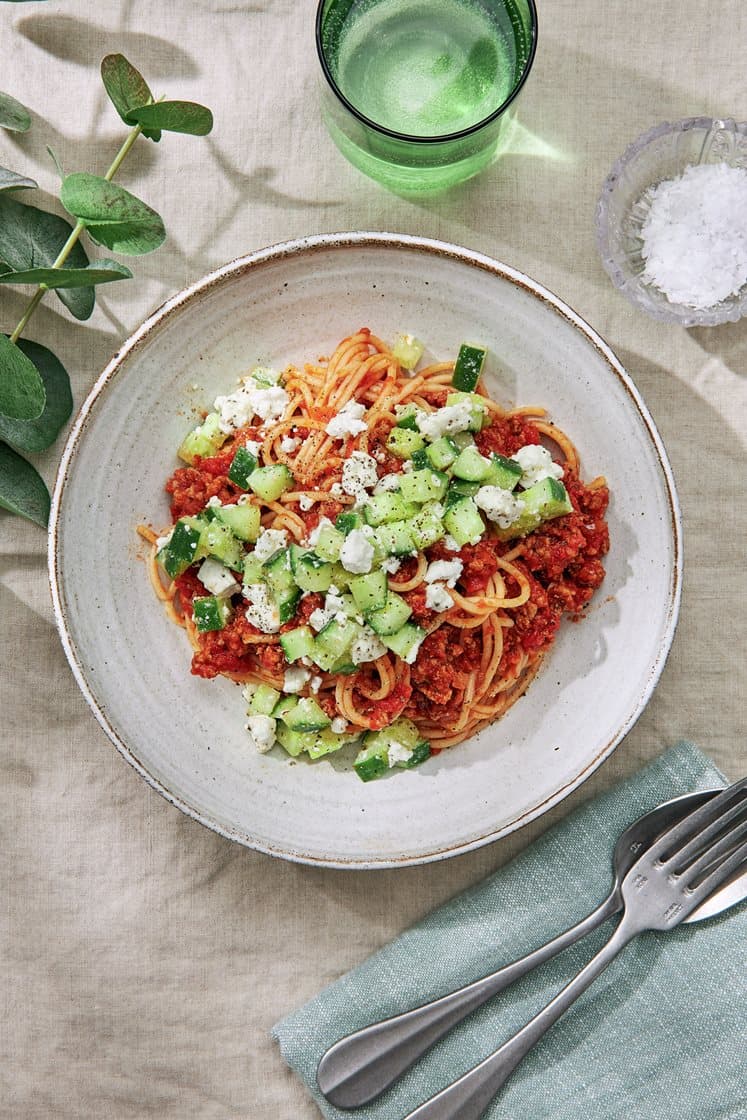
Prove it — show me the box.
[283,665,310,693]
[236,494,251,506]
[415,401,474,441]
[244,584,280,633]
[329,482,344,498]
[246,714,276,753]
[387,740,414,766]
[513,444,563,489]
[380,556,402,574]
[214,378,289,433]
[341,451,378,504]
[374,472,402,494]
[340,529,375,574]
[205,495,222,508]
[325,400,368,439]
[197,557,240,598]
[325,587,346,613]
[425,559,463,587]
[425,582,454,612]
[330,717,348,734]
[244,439,262,458]
[253,527,289,562]
[280,435,300,453]
[309,607,335,632]
[475,486,526,528]
[444,535,461,552]
[310,675,322,693]
[299,494,314,511]
[350,627,387,665]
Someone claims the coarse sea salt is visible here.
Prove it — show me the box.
[640,162,747,309]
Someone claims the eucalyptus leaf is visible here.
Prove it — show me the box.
[0,337,72,453]
[0,91,31,133]
[0,260,132,289]
[0,440,50,527]
[0,193,95,320]
[128,100,213,136]
[0,167,38,193]
[100,53,161,142]
[60,173,166,255]
[0,333,46,420]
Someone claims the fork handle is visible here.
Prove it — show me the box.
[316,893,619,1109]
[403,916,639,1120]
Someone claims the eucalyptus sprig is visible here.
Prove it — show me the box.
[0,53,213,526]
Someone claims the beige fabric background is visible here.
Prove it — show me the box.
[1,2,745,1117]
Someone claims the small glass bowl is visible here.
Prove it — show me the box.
[595,116,747,326]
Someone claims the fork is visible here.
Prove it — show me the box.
[403,775,747,1120]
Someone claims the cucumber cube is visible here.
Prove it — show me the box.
[485,453,522,491]
[451,344,487,392]
[200,519,245,570]
[335,511,364,535]
[159,518,203,578]
[248,683,281,715]
[279,625,317,663]
[349,569,388,613]
[425,435,460,470]
[227,445,258,489]
[363,492,418,526]
[380,622,426,663]
[451,445,493,482]
[215,502,261,542]
[392,334,424,371]
[248,464,293,501]
[314,523,345,562]
[291,549,333,593]
[366,591,412,636]
[409,504,446,550]
[178,412,228,465]
[374,520,414,556]
[193,595,231,632]
[386,427,425,459]
[283,696,331,732]
[445,391,488,431]
[399,468,449,504]
[443,497,485,546]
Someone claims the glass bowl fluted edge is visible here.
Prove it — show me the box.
[595,116,747,327]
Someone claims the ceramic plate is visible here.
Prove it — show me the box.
[49,233,681,868]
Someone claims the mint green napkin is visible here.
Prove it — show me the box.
[272,743,746,1119]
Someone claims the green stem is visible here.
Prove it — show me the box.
[8,121,144,347]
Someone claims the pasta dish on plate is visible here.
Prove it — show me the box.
[140,329,609,781]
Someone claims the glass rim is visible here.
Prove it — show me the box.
[315,0,538,145]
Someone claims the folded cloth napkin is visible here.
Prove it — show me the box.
[273,742,747,1119]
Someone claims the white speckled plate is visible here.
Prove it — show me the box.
[49,233,681,868]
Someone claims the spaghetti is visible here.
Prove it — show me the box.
[142,329,609,773]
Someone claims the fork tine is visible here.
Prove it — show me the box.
[644,777,747,866]
[681,817,747,886]
[686,838,747,909]
[670,797,747,873]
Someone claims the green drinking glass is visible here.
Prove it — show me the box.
[315,0,538,194]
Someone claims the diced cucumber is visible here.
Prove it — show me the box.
[392,334,424,371]
[159,518,203,578]
[335,511,364,535]
[248,683,281,716]
[363,492,419,527]
[485,453,522,491]
[409,504,446,550]
[451,344,486,392]
[214,502,261,542]
[227,445,258,489]
[279,625,317,663]
[248,464,293,501]
[327,563,353,590]
[451,445,494,483]
[243,552,265,585]
[275,722,307,757]
[452,430,476,450]
[263,547,295,589]
[313,616,360,670]
[374,519,415,556]
[290,547,333,593]
[394,403,420,429]
[353,742,389,782]
[199,519,245,570]
[178,412,228,465]
[410,448,429,471]
[386,426,425,459]
[381,622,426,663]
[283,696,331,733]
[272,695,299,722]
[349,569,388,613]
[327,655,357,674]
[353,717,431,781]
[399,468,449,505]
[276,586,301,623]
[425,435,460,470]
[443,497,485,546]
[445,478,481,506]
[495,477,573,540]
[366,591,412,636]
[306,727,355,760]
[314,522,345,562]
[445,391,488,431]
[193,595,232,632]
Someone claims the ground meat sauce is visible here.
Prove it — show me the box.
[166,414,609,718]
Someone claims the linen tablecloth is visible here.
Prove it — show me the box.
[1,2,745,1117]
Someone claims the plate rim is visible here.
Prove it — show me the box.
[47,231,683,869]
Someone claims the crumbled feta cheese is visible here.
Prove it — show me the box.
[415,401,474,441]
[425,559,463,587]
[246,714,276,753]
[243,439,262,458]
[350,627,387,665]
[310,675,322,693]
[236,494,251,506]
[513,444,563,489]
[283,665,310,693]
[329,482,344,498]
[214,378,290,433]
[244,584,281,633]
[205,495,222,508]
[308,516,334,547]
[299,494,314,511]
[380,556,402,574]
[425,582,454,612]
[280,435,300,453]
[197,557,240,598]
[330,717,348,734]
[475,486,526,528]
[341,451,378,504]
[325,587,346,613]
[444,535,461,552]
[340,529,374,574]
[374,472,402,494]
[253,527,288,562]
[309,607,335,632]
[387,740,414,766]
[401,460,414,473]
[325,400,368,439]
